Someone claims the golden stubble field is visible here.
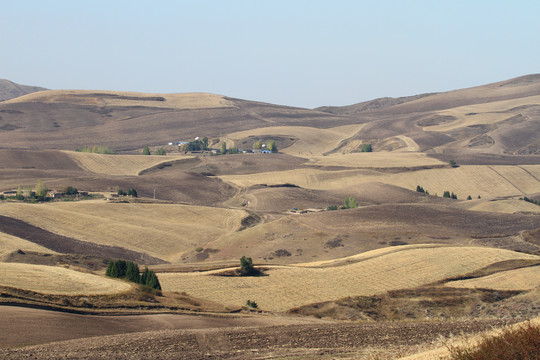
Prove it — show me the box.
[0,201,249,262]
[64,151,193,176]
[219,164,540,199]
[159,245,539,312]
[446,265,540,291]
[0,262,132,295]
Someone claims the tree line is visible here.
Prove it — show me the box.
[105,260,161,290]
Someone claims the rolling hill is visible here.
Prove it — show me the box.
[0,79,47,102]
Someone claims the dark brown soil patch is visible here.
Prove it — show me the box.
[0,215,165,265]
[3,250,109,271]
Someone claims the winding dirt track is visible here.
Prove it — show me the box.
[0,306,510,359]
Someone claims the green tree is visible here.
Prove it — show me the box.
[221,142,227,155]
[125,261,141,283]
[267,140,278,152]
[142,146,151,155]
[253,140,262,149]
[202,136,209,150]
[240,256,256,275]
[127,188,138,197]
[63,186,78,195]
[35,180,48,201]
[416,185,425,193]
[443,191,451,198]
[343,196,358,209]
[141,267,161,290]
[246,300,258,309]
[156,147,166,155]
[449,160,458,167]
[361,143,373,152]
[16,185,24,200]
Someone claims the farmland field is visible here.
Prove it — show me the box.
[159,246,539,311]
[0,262,132,295]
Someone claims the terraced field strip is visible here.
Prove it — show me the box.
[219,165,535,198]
[0,263,132,295]
[6,90,236,110]
[304,152,443,168]
[227,124,364,156]
[489,165,540,194]
[445,265,540,291]
[159,246,538,312]
[0,202,248,262]
[423,95,540,132]
[64,151,192,176]
[466,199,540,214]
[0,232,57,257]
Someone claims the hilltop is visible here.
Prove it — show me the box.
[0,79,47,102]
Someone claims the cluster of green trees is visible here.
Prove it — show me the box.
[75,146,115,154]
[253,140,278,152]
[443,191,458,199]
[117,188,138,197]
[105,260,161,290]
[522,196,540,206]
[180,137,209,152]
[361,143,373,152]
[12,180,49,202]
[142,146,166,155]
[63,186,79,195]
[416,185,430,195]
[327,196,358,211]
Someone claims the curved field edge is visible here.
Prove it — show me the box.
[0,263,132,295]
[63,151,193,176]
[0,202,249,262]
[158,246,539,312]
[445,265,540,291]
[218,165,540,199]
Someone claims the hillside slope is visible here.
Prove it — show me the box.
[0,79,47,101]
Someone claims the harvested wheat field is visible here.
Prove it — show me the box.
[219,165,540,199]
[0,202,249,262]
[0,232,56,258]
[0,263,132,295]
[465,199,540,214]
[446,265,540,291]
[64,151,191,176]
[159,246,539,311]
[4,90,236,110]
[304,151,444,168]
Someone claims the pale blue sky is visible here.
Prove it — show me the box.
[1,1,539,108]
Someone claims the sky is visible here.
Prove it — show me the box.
[1,0,539,108]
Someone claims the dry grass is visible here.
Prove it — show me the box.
[4,90,236,110]
[0,232,57,258]
[64,151,191,176]
[159,246,538,312]
[445,266,540,291]
[465,199,540,214]
[421,95,540,132]
[0,263,132,295]
[227,124,364,156]
[219,165,540,199]
[0,202,248,262]
[304,152,443,168]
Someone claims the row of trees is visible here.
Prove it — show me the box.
[117,187,138,197]
[105,260,161,290]
[10,180,49,201]
[327,196,358,211]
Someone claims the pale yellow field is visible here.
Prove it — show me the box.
[304,152,443,168]
[446,266,540,291]
[422,95,540,132]
[159,246,538,312]
[0,263,132,295]
[219,165,540,199]
[0,202,249,262]
[465,199,540,214]
[0,232,57,258]
[5,90,235,110]
[227,124,365,156]
[64,151,192,176]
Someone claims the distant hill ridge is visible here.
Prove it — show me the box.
[0,79,47,101]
